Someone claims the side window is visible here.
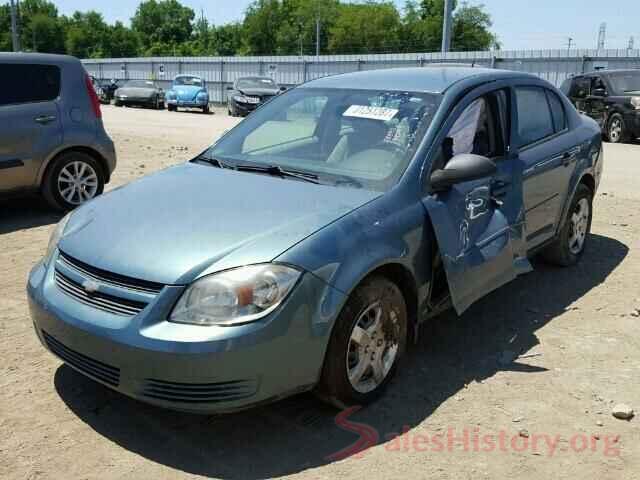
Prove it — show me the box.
[569,77,590,99]
[434,91,506,171]
[515,87,554,147]
[0,64,61,106]
[591,76,606,94]
[546,90,567,133]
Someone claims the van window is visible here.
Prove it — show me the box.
[515,87,554,147]
[0,64,61,106]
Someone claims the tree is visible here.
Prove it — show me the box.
[131,0,195,54]
[64,11,109,58]
[452,3,499,51]
[213,23,245,56]
[405,0,498,52]
[105,21,140,58]
[329,2,402,54]
[17,0,65,53]
[0,4,13,52]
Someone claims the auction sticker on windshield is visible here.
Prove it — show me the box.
[343,105,398,121]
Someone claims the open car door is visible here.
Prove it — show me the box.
[422,87,530,314]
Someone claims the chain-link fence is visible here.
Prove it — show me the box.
[83,49,640,103]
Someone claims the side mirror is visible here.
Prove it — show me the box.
[592,87,607,97]
[430,154,497,191]
[226,86,233,91]
[279,86,287,92]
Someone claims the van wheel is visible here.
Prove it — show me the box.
[541,184,593,266]
[316,276,407,408]
[42,151,105,211]
[607,114,628,143]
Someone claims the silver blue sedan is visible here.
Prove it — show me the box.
[28,67,603,413]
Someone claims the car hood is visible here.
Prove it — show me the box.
[59,163,380,285]
[116,87,155,97]
[238,87,280,97]
[171,85,205,100]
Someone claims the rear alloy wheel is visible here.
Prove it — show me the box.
[607,114,628,144]
[317,275,407,407]
[541,184,593,266]
[42,152,105,211]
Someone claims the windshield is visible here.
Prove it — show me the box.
[207,87,441,191]
[236,78,277,89]
[125,80,155,88]
[174,76,204,86]
[607,72,640,94]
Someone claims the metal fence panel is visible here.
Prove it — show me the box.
[82,49,640,104]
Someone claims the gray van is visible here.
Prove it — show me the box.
[0,53,116,210]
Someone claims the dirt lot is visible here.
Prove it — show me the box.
[1,105,639,479]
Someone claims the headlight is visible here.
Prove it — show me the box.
[233,95,259,104]
[43,213,71,266]
[631,97,640,110]
[169,264,301,326]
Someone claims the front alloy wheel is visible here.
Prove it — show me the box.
[347,301,400,394]
[608,114,627,143]
[317,275,407,407]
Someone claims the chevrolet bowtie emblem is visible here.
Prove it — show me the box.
[82,279,100,294]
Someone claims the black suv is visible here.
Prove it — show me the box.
[561,70,640,143]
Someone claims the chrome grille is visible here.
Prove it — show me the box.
[58,251,164,294]
[43,331,120,387]
[54,270,147,316]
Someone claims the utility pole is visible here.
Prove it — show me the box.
[597,22,606,50]
[10,0,20,52]
[315,17,320,59]
[441,0,453,53]
[566,37,573,55]
[629,36,635,51]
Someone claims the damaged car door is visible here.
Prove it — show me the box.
[423,86,528,314]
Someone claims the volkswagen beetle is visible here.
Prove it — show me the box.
[166,75,210,113]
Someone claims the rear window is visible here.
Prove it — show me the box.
[0,64,61,106]
[515,87,554,147]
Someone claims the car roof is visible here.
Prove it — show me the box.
[0,52,80,66]
[301,67,537,94]
[175,74,203,78]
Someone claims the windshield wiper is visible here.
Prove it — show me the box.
[233,163,321,184]
[195,155,235,169]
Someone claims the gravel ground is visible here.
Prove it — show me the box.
[1,105,639,479]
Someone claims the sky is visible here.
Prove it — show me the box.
[48,0,639,50]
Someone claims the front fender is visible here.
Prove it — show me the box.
[276,191,432,319]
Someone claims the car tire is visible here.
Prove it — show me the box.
[316,275,407,408]
[168,104,176,112]
[42,151,105,211]
[607,114,628,144]
[541,184,593,267]
[114,100,122,107]
[203,104,210,114]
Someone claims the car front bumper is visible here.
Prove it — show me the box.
[167,98,208,108]
[231,99,262,115]
[27,254,344,413]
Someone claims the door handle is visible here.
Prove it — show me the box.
[562,151,577,167]
[34,115,56,125]
[490,179,510,198]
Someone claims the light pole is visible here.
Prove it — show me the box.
[441,0,453,53]
[10,0,21,52]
